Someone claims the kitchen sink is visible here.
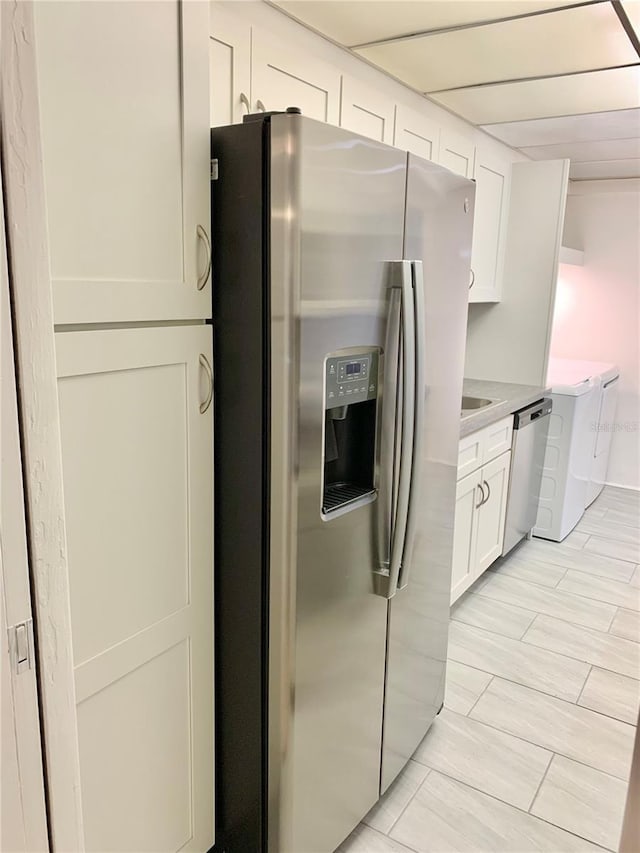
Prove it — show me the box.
[461,396,502,418]
[461,396,495,410]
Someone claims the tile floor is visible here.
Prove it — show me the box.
[338,486,640,853]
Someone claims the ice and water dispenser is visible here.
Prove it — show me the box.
[322,348,380,516]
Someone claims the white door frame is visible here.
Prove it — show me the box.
[0,2,84,849]
[0,68,49,853]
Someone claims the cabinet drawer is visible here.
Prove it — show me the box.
[458,414,514,480]
[484,416,513,462]
[458,431,484,479]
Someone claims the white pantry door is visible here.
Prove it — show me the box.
[33,0,211,325]
[55,325,214,852]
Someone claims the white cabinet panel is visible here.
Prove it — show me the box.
[451,472,481,604]
[394,104,439,161]
[475,451,511,572]
[470,147,511,303]
[252,30,340,122]
[35,1,211,324]
[340,76,395,143]
[438,128,475,178]
[209,5,251,125]
[452,422,513,603]
[56,325,214,852]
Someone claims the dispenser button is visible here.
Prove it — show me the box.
[346,389,352,395]
[338,390,345,397]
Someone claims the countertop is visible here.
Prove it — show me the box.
[460,378,550,437]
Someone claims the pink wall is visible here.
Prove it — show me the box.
[550,180,640,490]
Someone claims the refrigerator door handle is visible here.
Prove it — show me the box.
[397,260,426,591]
[374,260,416,599]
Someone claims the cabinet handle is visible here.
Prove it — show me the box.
[475,483,485,508]
[197,224,212,291]
[199,353,213,415]
[256,99,266,112]
[240,92,250,114]
[482,479,491,505]
[469,269,475,290]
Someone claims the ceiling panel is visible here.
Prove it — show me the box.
[272,1,589,48]
[357,4,635,93]
[480,109,640,146]
[620,0,640,38]
[432,66,640,125]
[521,137,640,161]
[569,158,640,179]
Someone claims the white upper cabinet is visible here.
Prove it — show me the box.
[340,76,395,144]
[210,4,252,126]
[34,1,211,324]
[469,144,512,303]
[393,104,439,161]
[251,30,340,122]
[437,128,475,178]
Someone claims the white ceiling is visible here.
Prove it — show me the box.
[272,0,640,180]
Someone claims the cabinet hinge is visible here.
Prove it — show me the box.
[8,619,34,675]
[210,159,219,181]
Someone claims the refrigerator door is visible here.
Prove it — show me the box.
[381,154,475,791]
[267,116,408,853]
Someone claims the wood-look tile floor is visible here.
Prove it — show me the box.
[337,486,640,853]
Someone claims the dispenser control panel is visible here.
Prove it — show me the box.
[325,350,379,409]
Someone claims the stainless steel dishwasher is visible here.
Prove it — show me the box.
[502,398,553,556]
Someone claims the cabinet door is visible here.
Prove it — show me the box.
[451,471,482,604]
[55,325,214,852]
[34,1,211,324]
[340,76,395,143]
[438,128,475,178]
[251,30,340,122]
[394,104,439,161]
[475,451,511,574]
[470,147,511,303]
[210,3,251,125]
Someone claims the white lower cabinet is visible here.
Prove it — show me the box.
[55,324,214,852]
[451,471,482,602]
[474,451,512,573]
[452,418,513,604]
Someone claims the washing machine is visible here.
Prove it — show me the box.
[581,362,620,506]
[533,359,601,542]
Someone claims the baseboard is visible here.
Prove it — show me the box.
[604,480,640,492]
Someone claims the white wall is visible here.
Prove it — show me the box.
[550,179,640,490]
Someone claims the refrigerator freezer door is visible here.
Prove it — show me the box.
[267,117,408,853]
[381,154,476,791]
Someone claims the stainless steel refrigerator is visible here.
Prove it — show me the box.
[211,112,475,853]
